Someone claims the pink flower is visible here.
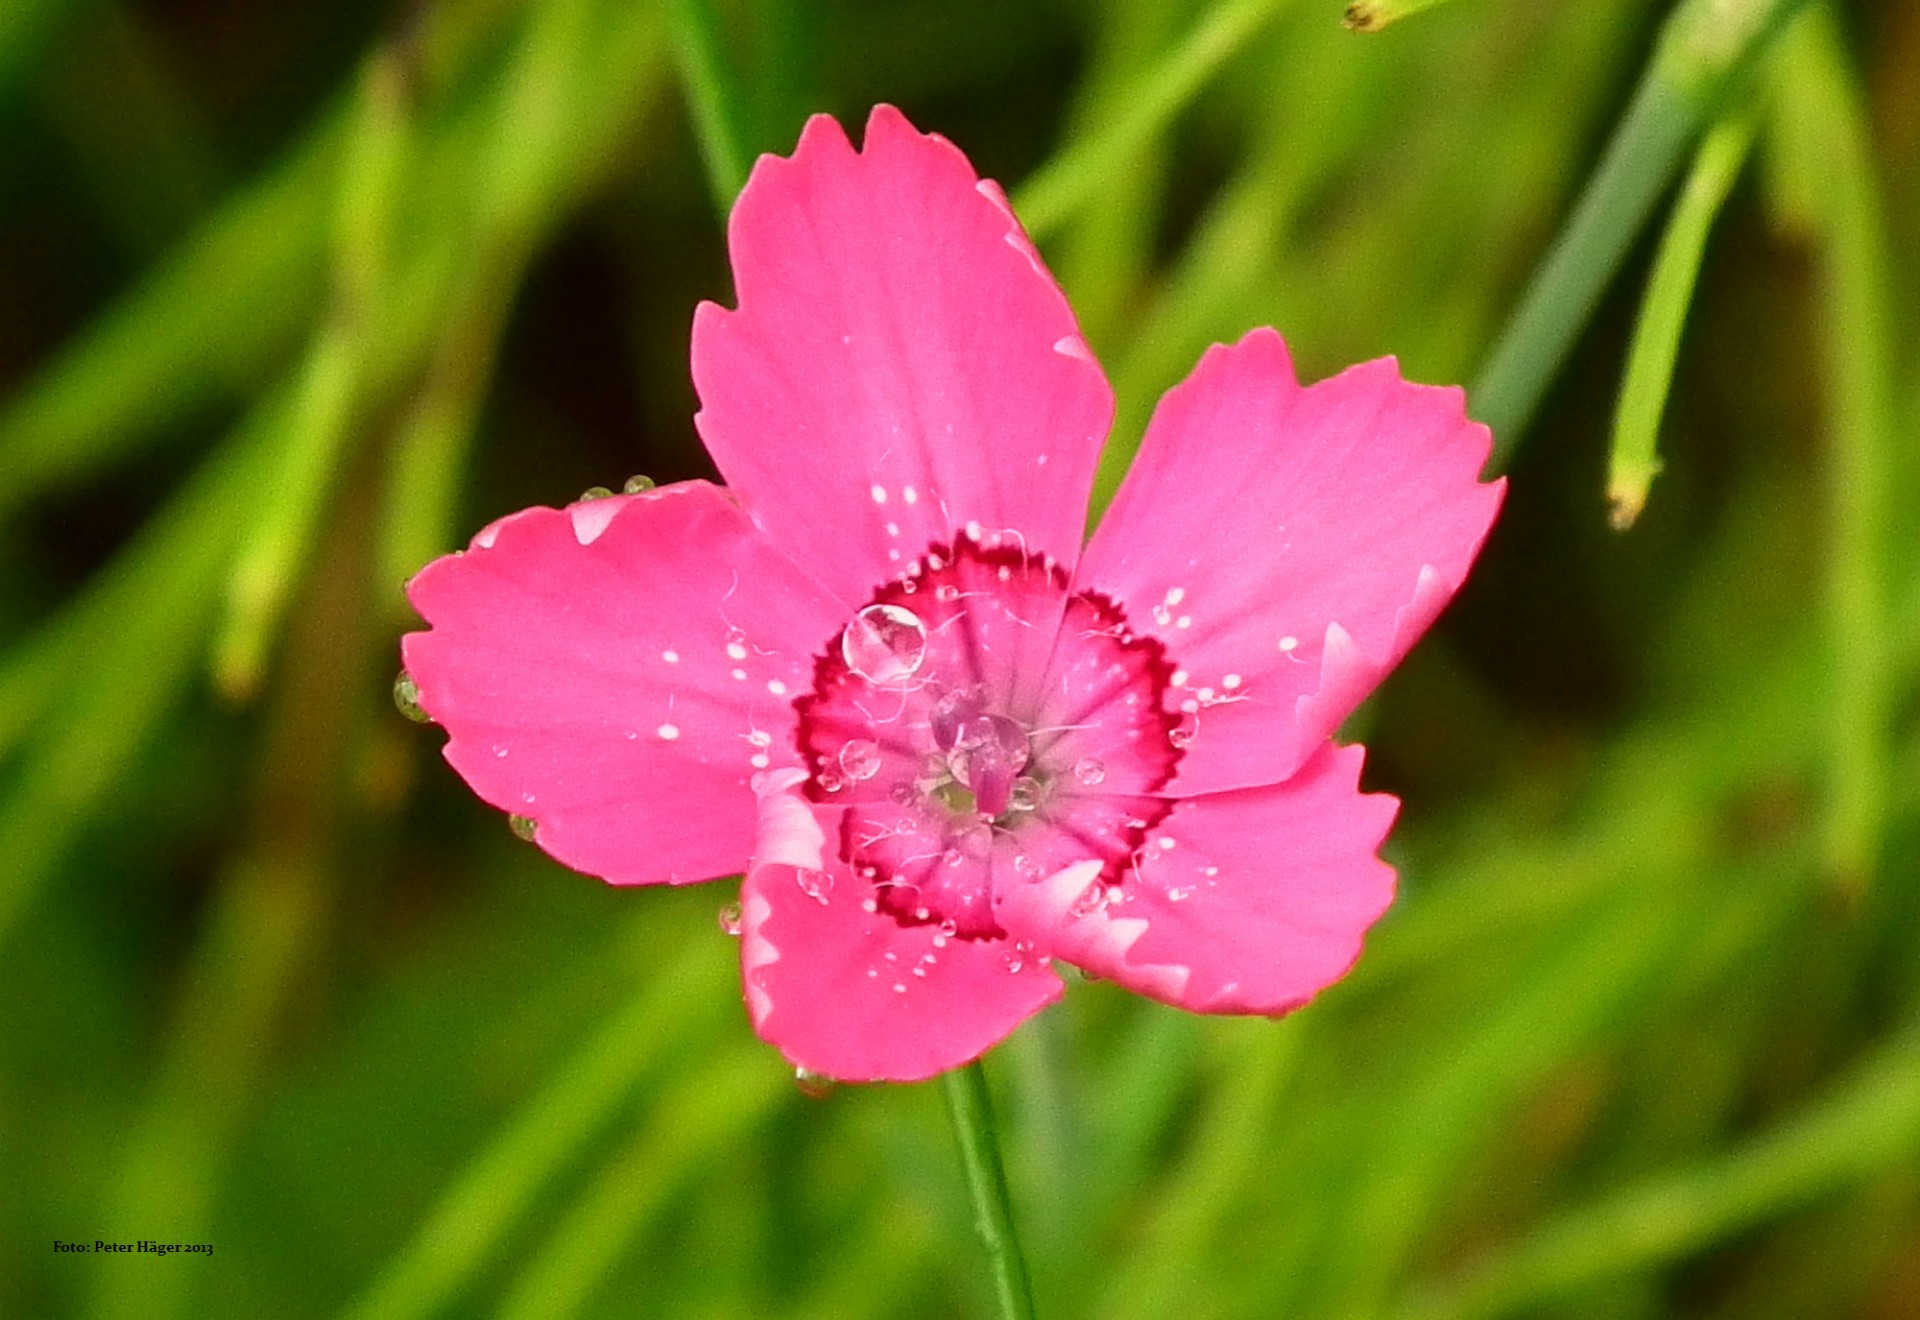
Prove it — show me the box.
[402,106,1503,1083]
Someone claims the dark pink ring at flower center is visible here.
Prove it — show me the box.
[795,533,1182,939]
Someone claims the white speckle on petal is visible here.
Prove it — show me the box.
[767,679,788,696]
[731,668,747,681]
[726,641,748,661]
[870,484,888,504]
[1176,615,1192,629]
[902,486,919,505]
[657,723,680,741]
[1165,587,1185,606]
[885,522,900,537]
[1279,636,1299,652]
[1170,669,1189,687]
[662,649,679,664]
[1223,674,1242,690]
[750,752,770,769]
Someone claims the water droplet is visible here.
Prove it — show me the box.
[492,744,509,758]
[840,604,928,684]
[509,814,538,842]
[717,901,743,936]
[1166,886,1193,903]
[1073,757,1106,786]
[1169,711,1198,748]
[816,765,847,793]
[1006,777,1041,812]
[578,485,613,501]
[838,739,882,782]
[393,671,431,723]
[794,868,832,904]
[622,474,656,493]
[794,1067,837,1099]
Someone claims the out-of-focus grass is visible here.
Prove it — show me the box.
[2,1,1917,1318]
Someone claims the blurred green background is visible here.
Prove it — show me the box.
[3,0,1917,1316]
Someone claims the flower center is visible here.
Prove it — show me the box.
[796,533,1181,938]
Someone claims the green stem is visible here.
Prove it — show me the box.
[942,1060,1038,1320]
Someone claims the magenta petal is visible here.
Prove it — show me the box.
[740,771,1063,1082]
[1077,329,1503,795]
[402,483,843,886]
[692,105,1114,606]
[996,744,1397,1014]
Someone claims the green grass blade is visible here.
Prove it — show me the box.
[0,412,278,949]
[1399,1022,1920,1320]
[667,0,752,215]
[494,1049,786,1320]
[341,935,735,1320]
[374,0,667,611]
[1772,6,1897,897]
[0,0,537,528]
[211,49,412,700]
[1013,0,1290,241]
[1474,0,1811,462]
[1607,110,1756,529]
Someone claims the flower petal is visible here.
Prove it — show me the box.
[995,743,1396,1014]
[402,482,844,885]
[692,104,1114,607]
[741,770,1063,1082]
[1077,329,1502,795]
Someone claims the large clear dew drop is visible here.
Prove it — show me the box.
[840,604,928,685]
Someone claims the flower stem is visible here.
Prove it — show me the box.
[942,1059,1038,1320]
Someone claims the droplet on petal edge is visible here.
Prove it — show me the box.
[509,814,538,842]
[622,474,656,493]
[577,485,614,501]
[794,868,833,904]
[794,1067,837,1099]
[717,901,743,936]
[393,671,431,723]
